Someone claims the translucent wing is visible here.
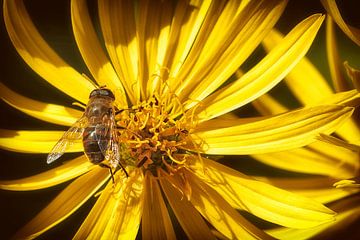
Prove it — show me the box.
[94,111,120,167]
[47,115,88,164]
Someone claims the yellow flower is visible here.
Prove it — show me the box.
[252,15,360,239]
[0,0,356,239]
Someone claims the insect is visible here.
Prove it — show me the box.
[47,87,128,181]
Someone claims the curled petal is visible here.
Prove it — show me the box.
[321,0,360,46]
[0,83,81,126]
[71,0,127,107]
[3,0,95,103]
[14,167,109,239]
[0,155,94,191]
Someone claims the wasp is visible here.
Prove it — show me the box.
[47,87,128,181]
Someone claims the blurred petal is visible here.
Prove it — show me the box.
[253,141,359,179]
[344,61,360,92]
[98,0,140,104]
[182,169,273,239]
[3,0,95,103]
[75,169,144,239]
[0,130,83,153]
[159,170,216,240]
[189,158,336,229]
[326,16,351,92]
[252,93,288,115]
[192,105,353,155]
[321,0,360,46]
[179,0,287,104]
[0,83,81,126]
[142,173,176,240]
[14,167,109,239]
[194,14,324,121]
[0,155,94,191]
[71,0,127,107]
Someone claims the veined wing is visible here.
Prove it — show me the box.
[47,115,88,164]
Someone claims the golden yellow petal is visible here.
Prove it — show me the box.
[0,130,83,153]
[71,0,128,107]
[159,170,216,240]
[189,158,336,229]
[267,196,360,240]
[183,169,274,239]
[257,177,359,204]
[137,0,174,98]
[326,16,351,92]
[253,141,359,179]
[0,155,94,191]
[98,0,140,104]
[165,0,214,89]
[91,169,144,239]
[0,83,82,126]
[178,0,287,104]
[3,0,95,104]
[14,167,109,239]
[262,29,334,105]
[74,169,143,239]
[321,0,360,46]
[142,172,176,240]
[192,105,353,155]
[195,14,324,121]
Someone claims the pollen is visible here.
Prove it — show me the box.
[115,95,195,176]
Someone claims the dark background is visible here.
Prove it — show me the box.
[0,0,360,239]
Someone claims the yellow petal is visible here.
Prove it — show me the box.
[3,0,95,103]
[74,169,144,239]
[321,0,360,46]
[71,0,127,107]
[0,130,83,153]
[326,16,351,92]
[142,172,176,240]
[182,169,273,239]
[253,141,359,179]
[252,93,288,115]
[165,0,215,90]
[344,61,360,92]
[98,0,140,104]
[0,83,82,126]
[0,155,94,191]
[262,29,333,105]
[91,169,143,239]
[267,196,360,240]
[189,158,336,229]
[257,177,359,204]
[137,0,173,98]
[194,14,324,121]
[14,167,109,239]
[159,170,216,240]
[178,0,287,104]
[192,105,353,155]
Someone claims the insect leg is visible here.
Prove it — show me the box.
[99,163,115,183]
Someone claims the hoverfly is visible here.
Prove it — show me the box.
[47,87,128,181]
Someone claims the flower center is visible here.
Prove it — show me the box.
[115,96,193,175]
